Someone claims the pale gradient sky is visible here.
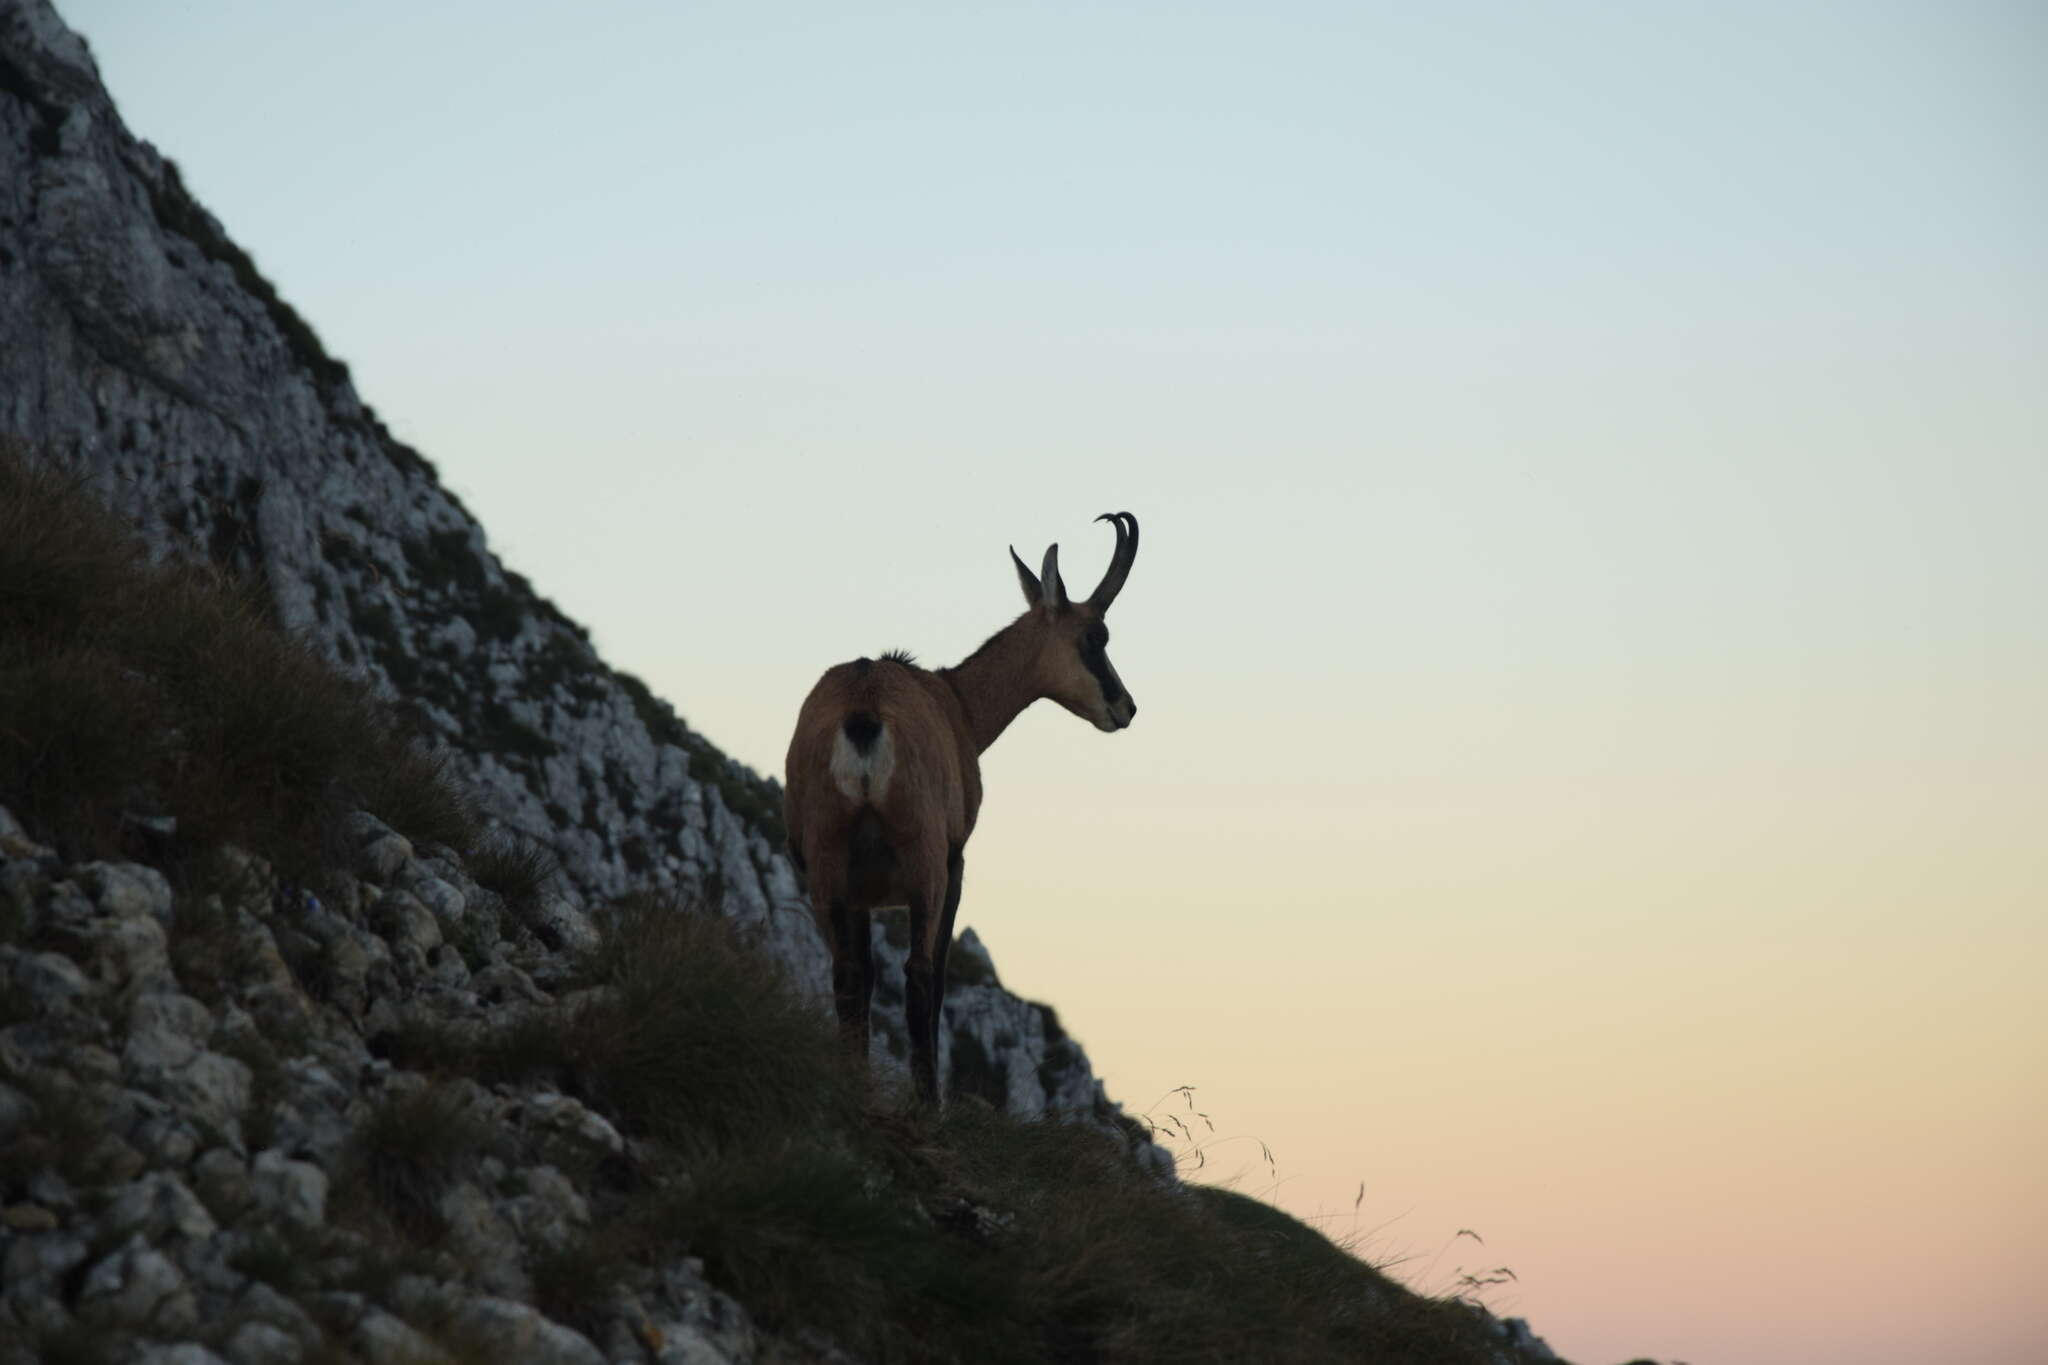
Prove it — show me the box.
[56,3,2046,1362]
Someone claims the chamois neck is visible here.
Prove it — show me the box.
[941,613,1045,754]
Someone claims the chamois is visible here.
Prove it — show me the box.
[784,512,1140,1103]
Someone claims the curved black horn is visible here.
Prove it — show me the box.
[1087,511,1139,611]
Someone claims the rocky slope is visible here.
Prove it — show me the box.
[0,803,763,1364]
[0,0,1113,1125]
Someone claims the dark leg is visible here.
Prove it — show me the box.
[905,893,940,1104]
[930,845,964,1077]
[828,899,873,1069]
[905,849,965,1107]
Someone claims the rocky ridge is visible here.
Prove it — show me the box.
[0,0,1117,1124]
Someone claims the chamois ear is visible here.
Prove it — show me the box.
[1010,545,1042,608]
[1038,544,1070,612]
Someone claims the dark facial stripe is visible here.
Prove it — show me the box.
[1079,641,1122,705]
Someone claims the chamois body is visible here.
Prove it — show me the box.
[786,655,981,913]
[784,513,1140,1103]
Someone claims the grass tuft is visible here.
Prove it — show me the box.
[466,828,560,925]
[0,440,479,884]
[653,1141,1021,1363]
[336,1082,495,1246]
[560,893,856,1153]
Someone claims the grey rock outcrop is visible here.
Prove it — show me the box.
[0,0,1137,1128]
[0,804,767,1363]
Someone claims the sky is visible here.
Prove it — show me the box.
[54,2,2047,1361]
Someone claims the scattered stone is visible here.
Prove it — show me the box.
[76,1234,197,1333]
[223,1323,304,1365]
[101,1171,219,1244]
[371,890,441,954]
[3,1228,89,1291]
[124,992,217,1079]
[352,1306,452,1364]
[233,1281,321,1346]
[191,1147,254,1222]
[512,1090,624,1156]
[443,1296,607,1365]
[358,833,415,884]
[131,1108,205,1167]
[66,910,174,993]
[500,1163,589,1249]
[133,1344,232,1365]
[409,876,466,929]
[470,960,547,1005]
[250,1149,328,1228]
[436,1181,525,1297]
[2,1202,58,1232]
[158,1050,254,1136]
[77,860,176,923]
[69,1043,123,1084]
[7,949,94,1013]
[80,1133,150,1185]
[25,1167,76,1211]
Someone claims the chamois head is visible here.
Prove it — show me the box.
[1008,511,1140,733]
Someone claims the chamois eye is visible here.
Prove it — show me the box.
[1087,625,1109,649]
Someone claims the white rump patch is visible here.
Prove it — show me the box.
[830,723,894,804]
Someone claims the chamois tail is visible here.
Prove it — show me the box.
[829,711,894,803]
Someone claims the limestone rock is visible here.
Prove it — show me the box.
[222,1320,304,1365]
[7,948,94,1013]
[249,1149,327,1228]
[443,1296,607,1365]
[75,860,175,923]
[100,1171,218,1245]
[76,1234,196,1333]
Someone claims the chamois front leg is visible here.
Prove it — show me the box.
[827,898,874,1070]
[931,844,963,1052]
[905,879,947,1104]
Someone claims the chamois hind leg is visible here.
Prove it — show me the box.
[826,897,874,1071]
[904,870,950,1104]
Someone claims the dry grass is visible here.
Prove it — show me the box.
[334,1082,498,1246]
[0,441,477,889]
[566,892,857,1152]
[466,828,560,926]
